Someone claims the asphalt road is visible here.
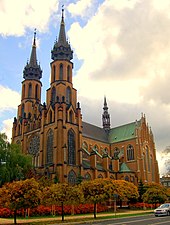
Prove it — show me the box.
[77,215,170,225]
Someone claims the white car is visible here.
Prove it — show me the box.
[154,203,170,216]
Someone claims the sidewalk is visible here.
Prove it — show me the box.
[0,210,153,224]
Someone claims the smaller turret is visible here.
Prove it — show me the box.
[102,96,110,132]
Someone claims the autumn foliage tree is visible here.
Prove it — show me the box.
[42,183,83,221]
[142,183,168,207]
[0,178,41,224]
[80,179,110,219]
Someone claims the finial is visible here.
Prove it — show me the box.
[62,5,64,21]
[33,28,36,47]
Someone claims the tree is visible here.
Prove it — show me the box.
[42,183,83,221]
[142,187,167,207]
[0,133,32,186]
[103,179,139,207]
[80,179,109,219]
[138,180,146,202]
[0,178,41,224]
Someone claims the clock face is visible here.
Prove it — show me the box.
[29,136,40,156]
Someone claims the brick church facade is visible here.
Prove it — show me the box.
[12,10,159,186]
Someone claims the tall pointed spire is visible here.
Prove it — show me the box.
[102,96,110,132]
[23,29,42,80]
[29,29,37,66]
[51,7,73,61]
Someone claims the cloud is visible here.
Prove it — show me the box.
[69,0,170,176]
[0,0,59,36]
[1,118,13,142]
[67,0,95,18]
[68,0,170,110]
[0,85,20,112]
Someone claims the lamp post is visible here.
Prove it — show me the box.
[113,193,118,217]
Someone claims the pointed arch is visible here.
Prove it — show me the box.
[98,174,103,178]
[146,146,150,172]
[68,129,75,165]
[69,110,73,123]
[67,65,71,82]
[46,129,54,164]
[21,104,25,118]
[68,170,77,185]
[28,83,32,98]
[127,144,134,161]
[66,86,71,104]
[53,65,56,82]
[35,84,38,99]
[49,110,52,123]
[28,135,40,167]
[51,87,56,105]
[59,63,63,80]
[22,84,25,99]
[84,173,91,181]
[125,176,129,181]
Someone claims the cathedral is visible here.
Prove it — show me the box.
[12,10,160,186]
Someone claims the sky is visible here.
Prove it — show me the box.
[0,0,170,176]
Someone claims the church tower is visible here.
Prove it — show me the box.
[12,30,42,144]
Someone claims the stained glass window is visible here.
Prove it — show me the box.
[84,173,91,180]
[59,64,63,80]
[68,129,75,165]
[29,136,40,156]
[68,170,77,185]
[46,129,53,164]
[51,87,56,105]
[66,87,71,104]
[127,144,134,161]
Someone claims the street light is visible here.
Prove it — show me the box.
[113,193,118,217]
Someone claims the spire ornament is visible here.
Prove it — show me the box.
[51,7,73,61]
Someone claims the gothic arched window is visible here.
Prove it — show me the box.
[53,65,56,82]
[68,129,75,165]
[84,173,91,181]
[22,84,25,98]
[46,129,53,164]
[35,84,38,99]
[28,83,32,98]
[21,104,25,118]
[68,170,77,185]
[66,87,71,104]
[59,64,63,80]
[69,110,73,123]
[51,87,56,105]
[98,174,103,178]
[28,135,40,167]
[146,146,150,172]
[143,153,147,171]
[125,176,129,181]
[67,65,71,82]
[127,144,134,161]
[49,110,52,123]
[113,147,120,159]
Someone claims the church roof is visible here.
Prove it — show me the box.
[108,120,140,143]
[82,121,108,143]
[119,162,132,172]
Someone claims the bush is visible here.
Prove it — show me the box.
[129,202,160,209]
[0,204,107,218]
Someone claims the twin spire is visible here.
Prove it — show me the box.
[51,8,73,61]
[23,29,42,80]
